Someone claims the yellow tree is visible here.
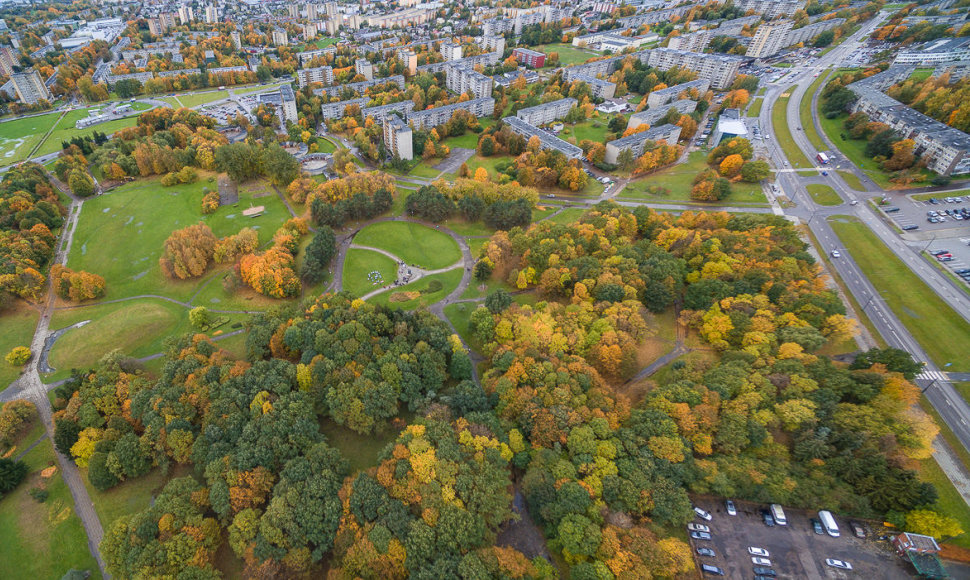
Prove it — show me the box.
[719,154,744,178]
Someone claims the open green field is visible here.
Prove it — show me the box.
[617,151,768,205]
[800,71,830,153]
[909,68,934,82]
[67,176,290,302]
[314,37,339,49]
[444,302,479,351]
[561,118,617,144]
[837,170,864,191]
[34,107,143,157]
[545,207,588,225]
[535,43,596,67]
[441,217,494,237]
[0,112,61,166]
[47,298,245,380]
[369,268,463,309]
[0,303,39,388]
[342,248,399,297]
[319,418,399,475]
[828,216,970,373]
[84,465,191,533]
[806,183,842,206]
[916,454,970,549]
[441,131,482,150]
[746,98,763,118]
[174,89,230,109]
[353,221,461,269]
[0,427,103,579]
[772,87,813,169]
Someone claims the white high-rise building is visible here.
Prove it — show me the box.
[204,5,218,24]
[11,70,51,104]
[384,115,413,160]
[746,20,794,58]
[178,5,195,24]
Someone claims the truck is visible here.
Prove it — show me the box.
[818,510,840,537]
[817,152,830,164]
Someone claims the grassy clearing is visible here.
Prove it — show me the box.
[560,118,616,144]
[800,71,830,153]
[535,43,596,66]
[342,248,399,297]
[353,221,461,269]
[174,89,230,109]
[772,87,813,169]
[319,419,399,475]
[0,302,39,387]
[84,466,190,532]
[369,268,463,309]
[806,183,843,206]
[915,455,970,549]
[442,218,495,237]
[0,436,103,579]
[746,98,763,118]
[909,68,934,82]
[828,216,970,372]
[441,131,481,150]
[617,151,768,205]
[837,170,865,191]
[546,208,588,225]
[444,302,481,352]
[67,176,289,302]
[35,107,143,157]
[0,112,61,166]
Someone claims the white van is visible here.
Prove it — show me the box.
[770,504,787,526]
[818,510,840,537]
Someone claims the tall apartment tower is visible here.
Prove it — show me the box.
[398,49,417,75]
[306,3,319,20]
[178,5,195,24]
[746,20,794,58]
[354,58,374,81]
[0,45,18,76]
[272,28,289,46]
[204,5,218,23]
[440,42,462,62]
[384,116,413,160]
[230,30,242,50]
[11,70,51,104]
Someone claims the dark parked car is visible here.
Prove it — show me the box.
[811,518,823,534]
[850,522,866,538]
[762,510,775,527]
[753,566,777,577]
[697,547,716,557]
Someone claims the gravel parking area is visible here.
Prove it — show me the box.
[689,499,913,579]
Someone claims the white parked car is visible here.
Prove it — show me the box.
[748,547,770,557]
[825,559,853,570]
[752,557,772,566]
[694,507,713,521]
[687,523,711,532]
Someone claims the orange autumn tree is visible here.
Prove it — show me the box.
[50,265,106,302]
[239,218,307,298]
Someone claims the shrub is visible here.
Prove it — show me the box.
[5,347,31,367]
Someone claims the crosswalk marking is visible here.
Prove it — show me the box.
[917,370,949,381]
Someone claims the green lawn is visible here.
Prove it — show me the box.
[342,248,399,297]
[409,163,442,179]
[369,268,463,309]
[441,131,481,150]
[837,170,865,191]
[441,218,495,237]
[828,216,970,373]
[800,71,830,153]
[909,68,934,82]
[916,454,970,549]
[617,151,768,205]
[46,298,246,380]
[0,432,103,579]
[353,221,461,269]
[0,303,38,388]
[444,302,480,352]
[67,176,290,302]
[34,107,142,157]
[772,87,813,169]
[546,208,588,225]
[84,465,191,533]
[314,37,339,49]
[746,98,763,118]
[317,137,338,153]
[174,89,230,109]
[0,112,61,167]
[535,43,596,67]
[319,419,400,475]
[560,119,616,144]
[806,183,842,206]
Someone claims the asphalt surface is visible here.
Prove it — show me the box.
[755,13,970,456]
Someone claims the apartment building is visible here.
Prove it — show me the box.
[785,18,845,47]
[320,97,370,119]
[734,0,804,18]
[0,45,16,77]
[646,78,710,109]
[502,116,583,159]
[11,70,51,104]
[934,59,970,82]
[644,49,744,89]
[280,85,299,123]
[408,97,495,130]
[478,35,506,54]
[355,58,374,81]
[746,20,794,58]
[272,28,289,47]
[230,30,241,50]
[297,46,337,66]
[894,37,970,65]
[398,49,418,75]
[204,5,218,23]
[318,74,405,97]
[418,51,501,74]
[627,99,697,130]
[366,8,433,28]
[297,66,335,87]
[178,5,195,24]
[571,75,616,99]
[618,5,694,28]
[446,65,494,98]
[848,66,970,175]
[513,48,546,68]
[516,97,577,126]
[362,100,415,124]
[440,42,463,62]
[604,123,682,164]
[667,30,715,53]
[384,115,413,160]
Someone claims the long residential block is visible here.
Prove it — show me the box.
[516,97,577,126]
[502,116,583,159]
[604,123,682,165]
[408,97,495,130]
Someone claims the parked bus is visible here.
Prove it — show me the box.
[770,504,787,526]
[817,152,830,164]
[818,510,840,537]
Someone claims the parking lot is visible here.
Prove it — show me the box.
[689,498,914,579]
[924,237,970,288]
[877,194,970,234]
